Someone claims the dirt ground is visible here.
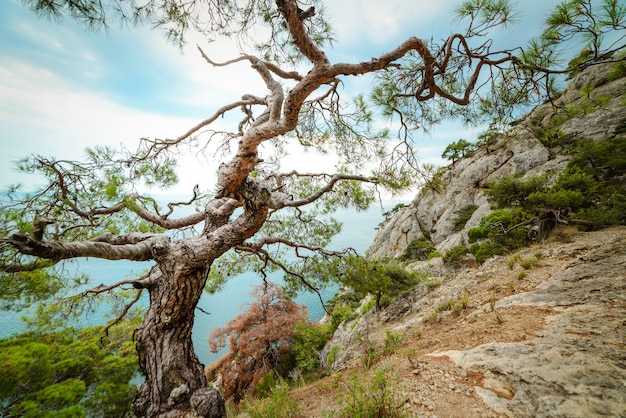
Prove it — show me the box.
[290,226,621,417]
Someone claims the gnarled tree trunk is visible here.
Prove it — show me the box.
[133,263,225,418]
[132,189,271,417]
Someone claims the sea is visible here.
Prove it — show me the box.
[0,202,395,366]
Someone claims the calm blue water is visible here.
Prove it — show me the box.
[0,204,391,366]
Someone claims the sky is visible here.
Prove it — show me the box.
[0,0,552,197]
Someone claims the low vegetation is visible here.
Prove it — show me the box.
[466,135,626,262]
[0,319,139,417]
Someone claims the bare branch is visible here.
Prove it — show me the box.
[102,288,143,338]
[0,257,56,273]
[197,46,303,81]
[82,277,147,296]
[235,243,331,315]
[245,236,349,258]
[275,0,328,65]
[269,172,375,209]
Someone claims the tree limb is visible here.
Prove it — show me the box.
[197,46,303,81]
[269,172,375,209]
[2,233,169,262]
[235,243,331,315]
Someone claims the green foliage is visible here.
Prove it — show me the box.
[453,204,479,232]
[442,139,476,163]
[399,237,437,261]
[467,225,489,243]
[608,59,626,81]
[291,322,332,373]
[0,322,138,418]
[469,240,508,263]
[540,0,626,77]
[504,137,626,224]
[442,246,470,267]
[476,129,501,148]
[485,174,548,208]
[435,291,469,317]
[326,345,340,368]
[333,367,408,418]
[338,257,421,311]
[537,125,575,147]
[0,267,65,311]
[526,186,587,210]
[382,330,404,355]
[472,136,626,262]
[255,374,280,399]
[466,208,534,263]
[329,304,357,330]
[562,137,626,225]
[240,384,302,418]
[421,164,447,194]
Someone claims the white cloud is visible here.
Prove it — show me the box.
[325,0,453,46]
[0,59,215,194]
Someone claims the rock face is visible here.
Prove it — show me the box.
[322,226,626,418]
[368,62,626,258]
[437,228,626,418]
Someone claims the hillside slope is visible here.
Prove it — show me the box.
[288,62,626,418]
[294,226,626,417]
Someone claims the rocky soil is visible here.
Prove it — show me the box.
[293,226,626,417]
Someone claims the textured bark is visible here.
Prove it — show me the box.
[132,186,271,417]
[133,264,224,417]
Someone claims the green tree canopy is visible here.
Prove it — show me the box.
[0,319,139,418]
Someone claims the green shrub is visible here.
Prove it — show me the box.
[241,384,301,418]
[291,322,331,373]
[443,246,470,267]
[333,368,408,418]
[330,304,355,331]
[519,256,540,270]
[435,299,456,313]
[442,138,475,163]
[469,241,508,264]
[471,137,626,261]
[526,188,587,210]
[0,322,138,418]
[453,204,479,232]
[326,346,340,368]
[383,331,404,355]
[339,257,421,312]
[467,225,489,243]
[485,174,548,208]
[608,60,626,81]
[422,165,447,194]
[427,251,443,259]
[399,238,437,261]
[427,279,442,290]
[256,373,279,399]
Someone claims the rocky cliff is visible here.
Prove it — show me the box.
[368,61,626,258]
[303,62,626,417]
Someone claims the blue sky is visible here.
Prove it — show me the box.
[0,0,551,196]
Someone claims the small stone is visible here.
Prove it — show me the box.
[492,387,514,400]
